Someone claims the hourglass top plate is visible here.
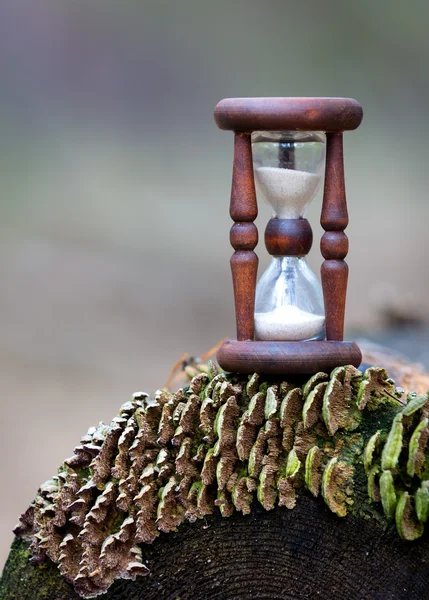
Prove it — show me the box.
[214,97,363,132]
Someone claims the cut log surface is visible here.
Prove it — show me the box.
[2,341,429,600]
[3,497,429,600]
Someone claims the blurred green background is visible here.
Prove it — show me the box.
[1,0,429,568]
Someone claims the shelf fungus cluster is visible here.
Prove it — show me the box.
[365,390,429,540]
[13,363,429,598]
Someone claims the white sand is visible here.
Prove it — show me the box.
[254,305,325,341]
[254,167,321,218]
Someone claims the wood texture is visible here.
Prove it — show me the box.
[214,97,363,133]
[3,496,429,600]
[320,231,348,259]
[216,340,362,374]
[264,218,312,256]
[320,132,349,342]
[230,133,258,341]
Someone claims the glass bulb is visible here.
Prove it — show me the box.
[252,131,326,218]
[252,130,326,342]
[254,257,325,341]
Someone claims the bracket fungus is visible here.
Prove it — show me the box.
[7,362,429,598]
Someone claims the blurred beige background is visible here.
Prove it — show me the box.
[1,0,429,569]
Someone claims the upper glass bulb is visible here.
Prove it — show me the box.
[252,131,326,219]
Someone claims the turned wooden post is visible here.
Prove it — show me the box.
[229,133,258,341]
[321,132,349,341]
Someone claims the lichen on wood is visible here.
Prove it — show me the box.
[10,362,429,598]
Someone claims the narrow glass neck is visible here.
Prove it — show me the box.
[278,256,301,270]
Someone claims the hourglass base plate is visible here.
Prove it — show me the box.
[216,340,362,375]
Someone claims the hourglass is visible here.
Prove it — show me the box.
[214,97,363,374]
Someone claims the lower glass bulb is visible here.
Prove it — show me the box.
[254,257,325,341]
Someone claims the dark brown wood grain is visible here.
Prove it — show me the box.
[230,222,258,251]
[320,231,348,259]
[214,97,363,133]
[320,132,349,342]
[320,133,348,231]
[265,218,313,256]
[217,340,362,375]
[231,252,258,341]
[229,133,258,223]
[4,495,429,600]
[321,260,349,342]
[229,133,258,341]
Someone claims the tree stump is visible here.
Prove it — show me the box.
[1,342,429,600]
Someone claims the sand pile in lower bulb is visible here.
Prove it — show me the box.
[254,305,325,341]
[254,167,321,218]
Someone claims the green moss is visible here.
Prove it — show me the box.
[0,538,77,600]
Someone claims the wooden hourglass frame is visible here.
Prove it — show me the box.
[215,97,363,375]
